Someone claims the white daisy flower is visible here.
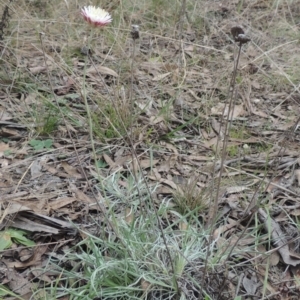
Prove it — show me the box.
[81,6,112,27]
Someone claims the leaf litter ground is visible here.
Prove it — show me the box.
[1,0,300,299]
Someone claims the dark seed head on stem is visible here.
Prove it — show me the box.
[231,25,250,44]
[131,24,140,40]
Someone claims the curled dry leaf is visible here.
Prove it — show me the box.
[103,153,116,168]
[5,245,48,269]
[86,65,119,77]
[211,103,246,120]
[226,185,249,194]
[125,207,134,224]
[141,279,151,291]
[152,72,171,81]
[6,268,32,295]
[30,159,43,179]
[243,275,258,295]
[69,184,96,205]
[61,161,83,179]
[49,197,77,210]
[28,65,47,74]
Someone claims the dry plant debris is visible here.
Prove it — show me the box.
[1,0,300,299]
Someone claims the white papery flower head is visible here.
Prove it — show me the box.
[81,6,112,27]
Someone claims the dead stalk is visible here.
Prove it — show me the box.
[200,26,250,299]
[129,24,141,206]
[176,0,186,40]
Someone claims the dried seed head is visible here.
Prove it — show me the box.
[0,3,11,41]
[81,46,92,56]
[231,25,244,39]
[231,25,250,44]
[131,24,140,40]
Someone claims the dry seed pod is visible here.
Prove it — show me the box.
[231,25,250,44]
[131,24,140,40]
[231,25,244,39]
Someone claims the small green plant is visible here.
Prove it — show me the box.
[173,178,209,215]
[34,100,61,135]
[3,149,11,157]
[29,139,53,151]
[92,101,132,140]
[23,92,61,135]
[49,212,209,300]
[160,116,198,141]
[0,228,35,250]
[96,159,108,168]
[38,113,59,134]
[227,144,239,157]
[229,126,250,140]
